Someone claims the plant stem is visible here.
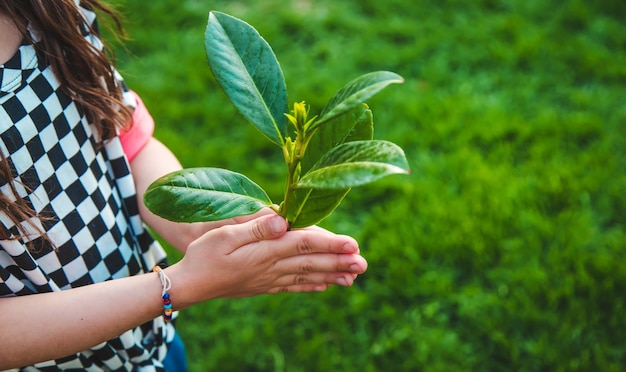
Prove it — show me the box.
[279,102,316,223]
[279,129,314,222]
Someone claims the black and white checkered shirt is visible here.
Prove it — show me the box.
[0,3,175,371]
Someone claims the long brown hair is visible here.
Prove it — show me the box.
[0,0,132,248]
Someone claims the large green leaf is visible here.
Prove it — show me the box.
[297,140,410,189]
[205,11,288,146]
[144,167,273,223]
[286,187,351,229]
[311,71,404,131]
[301,103,373,174]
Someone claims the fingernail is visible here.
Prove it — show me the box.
[343,243,356,253]
[314,285,327,292]
[337,277,348,286]
[349,264,361,273]
[269,216,285,234]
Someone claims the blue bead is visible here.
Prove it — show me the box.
[163,293,170,300]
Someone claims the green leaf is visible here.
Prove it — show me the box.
[301,104,373,174]
[286,187,351,229]
[311,71,404,131]
[205,11,288,146]
[297,140,410,189]
[144,167,272,223]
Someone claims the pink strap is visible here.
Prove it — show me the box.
[120,91,155,162]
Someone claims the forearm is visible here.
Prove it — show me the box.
[130,137,201,252]
[130,137,254,253]
[0,272,164,369]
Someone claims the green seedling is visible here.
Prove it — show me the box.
[144,11,410,228]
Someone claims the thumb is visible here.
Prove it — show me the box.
[193,214,288,255]
[241,213,288,243]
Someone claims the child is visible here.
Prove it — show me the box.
[0,1,367,370]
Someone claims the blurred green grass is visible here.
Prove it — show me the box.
[108,0,625,370]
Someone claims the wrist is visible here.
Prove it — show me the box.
[162,264,201,311]
[153,266,173,322]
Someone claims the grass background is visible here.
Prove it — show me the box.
[106,0,625,370]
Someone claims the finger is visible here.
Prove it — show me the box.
[211,214,288,253]
[273,253,368,277]
[195,208,278,235]
[266,229,360,259]
[266,253,367,291]
[231,207,276,224]
[291,225,362,254]
[267,284,330,294]
[267,271,359,293]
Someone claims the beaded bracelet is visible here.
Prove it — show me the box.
[153,266,173,322]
